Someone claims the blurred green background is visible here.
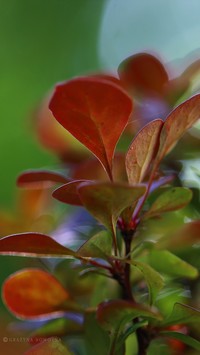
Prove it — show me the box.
[0,0,106,209]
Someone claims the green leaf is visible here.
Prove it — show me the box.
[148,250,198,279]
[126,119,163,184]
[78,181,146,233]
[97,299,162,333]
[144,187,192,219]
[128,260,164,305]
[84,311,110,355]
[160,331,200,351]
[30,317,83,343]
[160,302,200,328]
[78,230,112,259]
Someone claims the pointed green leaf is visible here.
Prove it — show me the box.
[97,300,162,333]
[160,302,200,328]
[126,119,163,184]
[149,250,198,279]
[49,77,133,180]
[144,187,193,219]
[128,260,164,305]
[160,331,200,351]
[78,230,112,259]
[78,181,146,232]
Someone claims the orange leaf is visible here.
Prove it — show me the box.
[2,269,69,319]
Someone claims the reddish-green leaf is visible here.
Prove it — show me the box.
[2,269,70,319]
[25,338,71,355]
[125,119,163,184]
[78,230,112,259]
[53,180,89,206]
[148,250,198,279]
[118,53,169,97]
[157,94,200,162]
[144,187,193,219]
[160,331,200,351]
[49,77,133,180]
[0,232,77,258]
[17,170,69,188]
[97,300,162,332]
[77,181,146,232]
[158,221,200,250]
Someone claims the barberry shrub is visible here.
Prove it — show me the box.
[1,53,200,355]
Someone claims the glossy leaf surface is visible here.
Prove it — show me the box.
[78,230,112,259]
[0,232,76,258]
[25,338,71,355]
[149,250,198,279]
[126,119,163,184]
[78,181,146,232]
[118,53,169,97]
[49,77,133,180]
[97,300,162,332]
[2,269,70,319]
[128,260,164,305]
[17,170,69,188]
[145,187,192,219]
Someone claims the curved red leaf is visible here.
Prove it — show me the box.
[17,170,69,188]
[49,77,133,180]
[0,232,76,258]
[53,180,89,206]
[118,52,169,97]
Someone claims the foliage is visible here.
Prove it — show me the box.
[0,52,200,354]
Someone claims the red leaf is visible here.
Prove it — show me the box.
[0,232,76,258]
[77,181,146,232]
[17,170,69,188]
[53,180,89,206]
[126,119,163,184]
[2,269,69,319]
[157,94,200,162]
[49,77,133,180]
[118,53,169,97]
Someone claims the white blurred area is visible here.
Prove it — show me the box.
[99,0,200,74]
